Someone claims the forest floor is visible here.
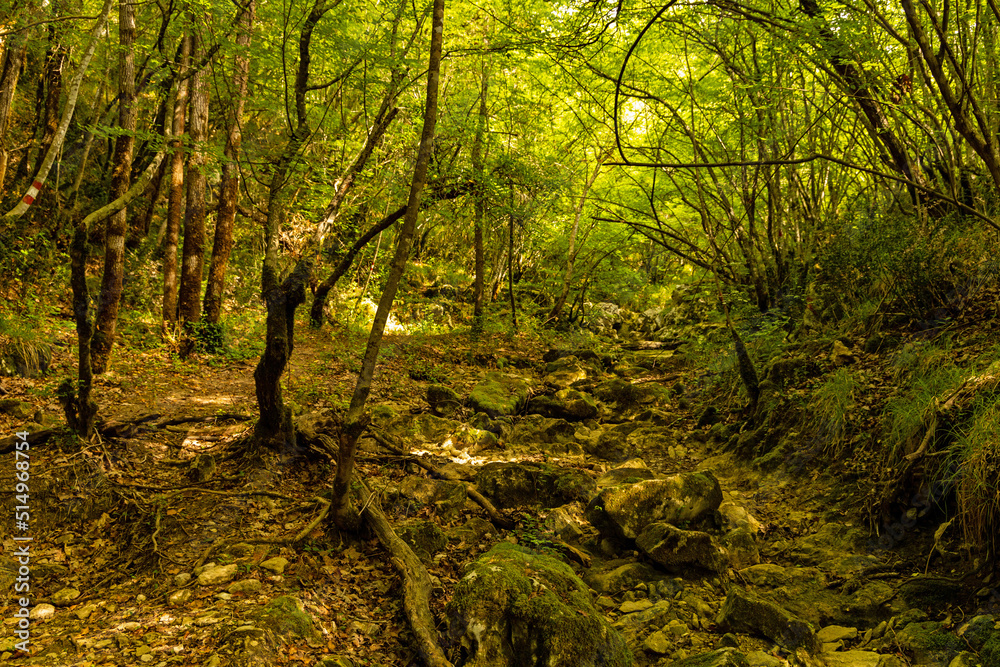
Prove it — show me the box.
[0,301,998,667]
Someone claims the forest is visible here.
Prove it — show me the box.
[1,0,1000,664]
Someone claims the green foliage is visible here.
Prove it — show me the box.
[809,368,857,454]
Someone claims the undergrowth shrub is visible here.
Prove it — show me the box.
[810,368,857,455]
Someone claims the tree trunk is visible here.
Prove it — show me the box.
[162,32,191,329]
[34,18,67,176]
[471,62,488,335]
[506,185,518,331]
[2,0,114,222]
[331,0,446,529]
[0,35,28,191]
[550,153,604,321]
[253,0,330,450]
[177,27,211,335]
[90,0,137,374]
[204,0,255,326]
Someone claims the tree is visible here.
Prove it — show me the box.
[90,0,138,373]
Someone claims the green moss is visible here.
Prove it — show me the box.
[260,596,319,641]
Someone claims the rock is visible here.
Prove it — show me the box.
[446,543,630,667]
[596,462,657,489]
[789,522,864,565]
[620,599,653,613]
[397,520,448,561]
[468,372,530,417]
[475,462,595,509]
[898,577,963,608]
[0,339,52,378]
[830,340,855,365]
[543,504,588,542]
[544,356,589,388]
[187,453,216,483]
[817,625,859,644]
[716,588,819,652]
[584,562,663,595]
[818,651,884,667]
[169,590,192,606]
[526,389,599,421]
[722,528,760,569]
[390,476,468,519]
[585,302,623,334]
[506,415,579,455]
[586,472,723,541]
[636,522,729,573]
[670,648,750,667]
[746,650,783,667]
[385,414,497,453]
[0,399,34,420]
[198,564,238,586]
[644,629,672,654]
[956,615,995,650]
[227,579,263,595]
[947,652,984,667]
[260,557,289,574]
[895,621,962,665]
[427,384,462,417]
[258,596,319,641]
[51,587,81,606]
[29,604,55,620]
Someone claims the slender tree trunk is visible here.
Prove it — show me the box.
[309,181,471,326]
[90,0,137,374]
[506,185,517,331]
[331,0,446,530]
[253,0,330,449]
[204,0,255,325]
[471,63,488,335]
[550,153,604,320]
[162,32,191,329]
[2,0,114,222]
[0,35,28,191]
[34,17,67,175]
[178,27,210,335]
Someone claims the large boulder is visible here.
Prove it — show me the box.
[584,302,623,334]
[635,522,729,573]
[716,588,819,653]
[544,356,589,388]
[447,543,632,667]
[383,414,497,454]
[475,462,596,509]
[586,472,723,541]
[468,372,530,417]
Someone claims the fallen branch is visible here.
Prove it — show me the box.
[356,474,453,667]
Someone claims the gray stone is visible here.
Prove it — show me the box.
[227,579,263,595]
[475,462,595,509]
[586,472,723,541]
[198,563,238,585]
[51,587,81,606]
[635,522,728,573]
[260,557,288,574]
[817,625,859,644]
[643,629,672,654]
[819,651,883,667]
[427,384,462,417]
[716,588,819,652]
[670,648,750,667]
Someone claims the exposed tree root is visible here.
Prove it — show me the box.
[370,427,515,530]
[355,474,453,667]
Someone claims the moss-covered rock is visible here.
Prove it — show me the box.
[716,588,818,653]
[635,522,729,573]
[895,621,962,665]
[397,520,448,562]
[447,543,632,667]
[585,472,723,541]
[427,384,463,416]
[475,462,596,509]
[468,372,531,417]
[257,596,320,642]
